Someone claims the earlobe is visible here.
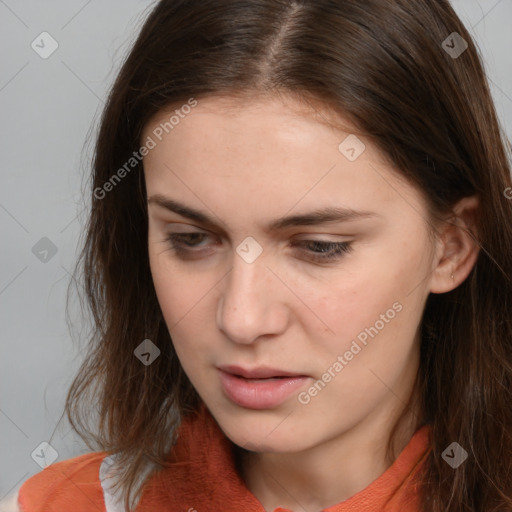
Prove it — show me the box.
[429,196,480,294]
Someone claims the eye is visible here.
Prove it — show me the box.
[164,232,352,263]
[290,239,353,262]
[164,232,212,256]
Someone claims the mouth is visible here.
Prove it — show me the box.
[217,365,310,409]
[231,375,291,381]
[218,364,307,379]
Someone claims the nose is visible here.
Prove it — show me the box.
[216,251,289,345]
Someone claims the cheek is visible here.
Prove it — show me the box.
[148,229,207,320]
[300,274,422,418]
[149,262,206,379]
[307,238,430,361]
[148,244,218,371]
[148,243,199,336]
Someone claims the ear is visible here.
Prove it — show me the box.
[429,196,480,294]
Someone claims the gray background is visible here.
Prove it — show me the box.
[1,0,511,507]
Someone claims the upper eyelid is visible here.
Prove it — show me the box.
[165,232,351,253]
[164,231,352,248]
[164,233,352,265]
[164,229,350,242]
[162,223,353,239]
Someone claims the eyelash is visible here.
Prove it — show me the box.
[164,232,352,262]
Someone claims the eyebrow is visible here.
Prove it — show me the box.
[147,194,379,233]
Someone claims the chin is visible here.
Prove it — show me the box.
[210,403,318,453]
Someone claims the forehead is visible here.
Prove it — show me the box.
[141,94,427,230]
[147,94,357,154]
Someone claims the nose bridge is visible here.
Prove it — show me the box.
[217,248,286,344]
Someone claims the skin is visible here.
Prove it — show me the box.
[142,93,479,512]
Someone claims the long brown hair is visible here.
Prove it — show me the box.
[64,0,512,510]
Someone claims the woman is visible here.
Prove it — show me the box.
[17,0,512,511]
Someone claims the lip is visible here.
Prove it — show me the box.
[218,364,305,379]
[218,365,309,409]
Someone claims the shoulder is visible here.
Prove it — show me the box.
[17,451,109,512]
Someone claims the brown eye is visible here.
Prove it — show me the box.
[164,233,352,263]
[166,232,209,248]
[290,240,353,262]
[164,232,214,259]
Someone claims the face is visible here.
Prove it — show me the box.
[143,94,437,454]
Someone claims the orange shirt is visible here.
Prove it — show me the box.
[18,403,430,512]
